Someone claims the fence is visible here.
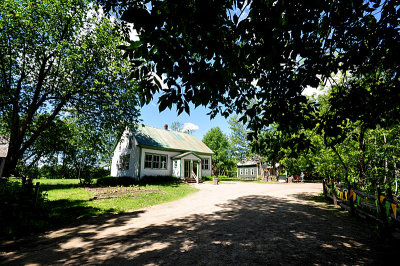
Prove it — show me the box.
[322,179,400,234]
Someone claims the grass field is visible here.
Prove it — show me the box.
[2,178,198,236]
[38,179,198,221]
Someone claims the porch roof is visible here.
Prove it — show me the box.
[172,152,203,160]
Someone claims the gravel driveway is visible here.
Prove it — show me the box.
[0,182,395,265]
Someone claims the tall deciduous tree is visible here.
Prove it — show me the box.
[228,114,252,161]
[202,127,233,176]
[170,121,183,132]
[0,0,140,177]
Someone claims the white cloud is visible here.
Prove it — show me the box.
[182,122,199,132]
[302,71,349,97]
[302,85,326,97]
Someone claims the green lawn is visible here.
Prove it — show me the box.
[34,178,199,229]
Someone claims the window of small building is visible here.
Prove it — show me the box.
[245,169,248,175]
[251,168,255,175]
[240,169,243,175]
[144,153,168,169]
[201,159,209,170]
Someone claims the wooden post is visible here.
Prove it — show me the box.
[376,186,389,236]
[331,179,338,206]
[34,182,40,208]
[322,179,327,199]
[348,183,355,215]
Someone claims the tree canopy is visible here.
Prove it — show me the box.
[0,0,140,176]
[202,127,234,176]
[101,0,400,137]
[228,114,252,161]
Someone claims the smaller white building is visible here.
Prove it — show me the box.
[111,124,213,182]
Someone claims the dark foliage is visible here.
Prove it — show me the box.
[100,0,400,140]
[19,165,109,181]
[0,179,47,237]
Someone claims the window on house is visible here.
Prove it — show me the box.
[240,169,243,175]
[119,139,124,151]
[144,153,168,169]
[145,154,152,168]
[128,136,132,149]
[245,169,248,175]
[118,154,130,170]
[152,155,160,168]
[251,169,255,175]
[161,156,167,169]
[201,159,209,170]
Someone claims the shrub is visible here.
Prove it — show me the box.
[19,165,109,180]
[139,175,180,184]
[203,176,213,181]
[96,176,136,186]
[207,176,240,181]
[0,178,47,237]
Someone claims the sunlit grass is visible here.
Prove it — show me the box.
[30,178,198,229]
[87,184,198,213]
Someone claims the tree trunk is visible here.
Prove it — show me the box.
[395,163,398,195]
[358,126,366,188]
[383,133,389,185]
[3,155,20,177]
[2,139,24,177]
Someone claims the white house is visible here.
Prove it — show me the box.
[111,124,213,183]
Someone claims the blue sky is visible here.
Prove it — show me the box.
[139,85,323,140]
[139,92,231,140]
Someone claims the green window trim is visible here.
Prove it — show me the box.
[144,152,168,170]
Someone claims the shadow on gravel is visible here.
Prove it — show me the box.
[2,195,397,265]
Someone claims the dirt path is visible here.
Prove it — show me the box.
[0,183,395,265]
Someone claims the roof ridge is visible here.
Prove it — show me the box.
[137,124,200,138]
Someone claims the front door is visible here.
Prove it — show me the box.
[193,161,198,178]
[184,160,190,178]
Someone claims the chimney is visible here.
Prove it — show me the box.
[164,124,168,130]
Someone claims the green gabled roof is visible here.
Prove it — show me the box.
[133,124,214,155]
